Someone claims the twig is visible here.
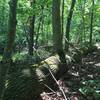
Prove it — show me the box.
[44,84,56,93]
[48,68,68,100]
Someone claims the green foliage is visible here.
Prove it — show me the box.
[0,0,99,49]
[12,52,28,61]
[0,55,2,61]
[12,48,51,62]
[79,80,100,100]
[0,0,99,99]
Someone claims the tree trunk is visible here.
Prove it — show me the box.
[41,5,45,44]
[28,16,35,55]
[90,0,94,45]
[52,0,63,52]
[52,0,68,72]
[65,0,76,51]
[80,0,86,42]
[35,17,42,48]
[61,0,64,36]
[83,0,86,42]
[3,0,18,60]
[0,0,18,99]
[28,0,35,55]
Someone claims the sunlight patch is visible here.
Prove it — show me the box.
[95,63,100,67]
[95,43,100,49]
[22,69,31,77]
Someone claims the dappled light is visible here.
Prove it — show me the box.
[95,63,100,67]
[0,0,99,100]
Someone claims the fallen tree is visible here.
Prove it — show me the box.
[2,45,97,100]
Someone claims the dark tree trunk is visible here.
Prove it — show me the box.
[0,0,18,99]
[52,0,68,72]
[35,17,42,48]
[3,0,18,60]
[52,0,63,52]
[28,0,35,55]
[61,0,64,35]
[90,0,94,45]
[41,5,45,44]
[28,16,35,55]
[65,0,76,51]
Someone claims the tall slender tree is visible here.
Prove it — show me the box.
[61,0,64,35]
[0,0,18,99]
[82,0,86,42]
[65,0,76,51]
[3,0,18,60]
[52,0,68,74]
[52,0,63,52]
[28,0,35,55]
[90,0,94,45]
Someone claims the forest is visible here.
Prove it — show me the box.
[0,0,100,100]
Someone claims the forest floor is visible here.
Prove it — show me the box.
[40,47,100,100]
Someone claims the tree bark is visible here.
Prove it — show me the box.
[52,0,68,74]
[0,0,18,99]
[3,0,18,60]
[52,0,63,52]
[90,0,94,45]
[35,17,42,48]
[28,0,35,55]
[82,0,86,42]
[61,0,64,36]
[65,0,76,51]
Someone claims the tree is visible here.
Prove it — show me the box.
[52,0,68,72]
[80,0,86,42]
[61,0,64,35]
[3,0,18,60]
[65,0,76,51]
[52,0,63,52]
[90,0,94,45]
[0,0,18,99]
[28,0,35,55]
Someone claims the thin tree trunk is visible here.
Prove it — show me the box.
[28,16,35,55]
[83,0,86,42]
[90,0,94,45]
[41,5,44,44]
[52,0,68,71]
[0,0,18,99]
[52,0,63,52]
[65,0,76,51]
[3,0,18,60]
[28,0,35,55]
[35,17,42,49]
[80,0,86,42]
[61,0,64,35]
